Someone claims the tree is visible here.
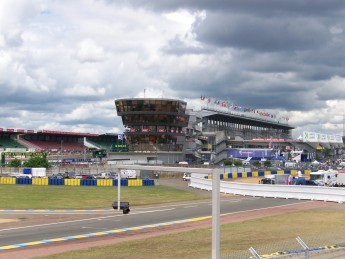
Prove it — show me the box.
[23,157,51,168]
[8,158,22,167]
[233,160,243,166]
[223,159,233,166]
[252,161,261,168]
[264,160,272,168]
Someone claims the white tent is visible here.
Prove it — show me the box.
[311,160,320,165]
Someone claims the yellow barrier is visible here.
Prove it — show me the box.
[223,173,228,179]
[277,170,284,175]
[304,169,311,176]
[128,179,143,186]
[64,179,80,186]
[32,178,48,186]
[291,170,298,177]
[231,172,238,179]
[0,177,16,185]
[252,171,259,177]
[264,171,272,175]
[97,179,113,187]
[242,172,247,178]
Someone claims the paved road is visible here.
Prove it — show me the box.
[0,196,305,247]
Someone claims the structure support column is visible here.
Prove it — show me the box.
[212,169,220,259]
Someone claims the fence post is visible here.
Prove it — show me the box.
[296,236,309,259]
[248,247,262,259]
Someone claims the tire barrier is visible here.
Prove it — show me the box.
[128,179,143,187]
[0,177,16,185]
[16,178,32,185]
[0,177,155,187]
[32,178,48,186]
[97,179,113,187]
[80,179,96,186]
[48,178,64,185]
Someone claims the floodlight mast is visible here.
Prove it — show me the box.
[117,172,121,212]
[113,165,220,259]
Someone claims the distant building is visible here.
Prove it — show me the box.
[112,98,189,163]
[112,98,344,165]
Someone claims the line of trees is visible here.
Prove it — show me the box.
[7,157,51,168]
[223,159,272,168]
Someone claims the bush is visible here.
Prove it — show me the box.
[233,160,243,166]
[23,157,51,168]
[252,161,261,167]
[264,160,272,167]
[8,158,22,167]
[224,159,233,166]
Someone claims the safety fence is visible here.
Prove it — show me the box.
[205,169,311,179]
[190,176,345,203]
[0,177,155,187]
[217,230,345,258]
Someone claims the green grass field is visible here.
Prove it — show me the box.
[0,185,206,209]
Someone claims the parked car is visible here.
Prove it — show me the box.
[305,179,321,186]
[260,177,275,184]
[49,171,75,179]
[75,174,94,179]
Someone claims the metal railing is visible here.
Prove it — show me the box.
[218,231,345,258]
[190,176,345,203]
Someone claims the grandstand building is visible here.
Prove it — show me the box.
[1,97,344,166]
[0,128,121,164]
[184,107,295,164]
[113,97,344,165]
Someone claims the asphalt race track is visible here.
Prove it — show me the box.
[0,196,308,249]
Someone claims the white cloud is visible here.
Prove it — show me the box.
[0,0,344,138]
[63,84,106,97]
[75,39,107,63]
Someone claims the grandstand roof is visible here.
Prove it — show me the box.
[0,128,100,137]
[197,108,294,130]
[37,130,99,137]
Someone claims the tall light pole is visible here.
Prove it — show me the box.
[60,140,63,163]
[113,165,221,259]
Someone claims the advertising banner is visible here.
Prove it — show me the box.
[226,148,273,159]
[303,131,343,143]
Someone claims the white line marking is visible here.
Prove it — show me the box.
[183,205,197,208]
[81,227,109,230]
[0,208,176,232]
[220,200,317,217]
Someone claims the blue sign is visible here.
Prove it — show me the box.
[226,148,273,159]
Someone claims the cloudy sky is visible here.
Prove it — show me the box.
[1,0,345,138]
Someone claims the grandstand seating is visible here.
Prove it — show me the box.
[0,137,27,149]
[26,140,86,152]
[16,137,41,150]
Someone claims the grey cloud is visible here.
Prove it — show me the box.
[162,36,210,56]
[193,13,330,52]
[114,0,345,16]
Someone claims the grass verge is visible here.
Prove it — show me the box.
[0,185,206,209]
[33,208,345,259]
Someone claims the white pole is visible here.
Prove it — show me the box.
[212,169,220,259]
[112,165,220,257]
[117,172,121,212]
